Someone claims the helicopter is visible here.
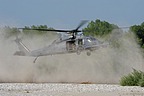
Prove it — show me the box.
[14,21,109,63]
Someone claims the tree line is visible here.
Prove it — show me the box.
[130,23,144,48]
[1,19,144,48]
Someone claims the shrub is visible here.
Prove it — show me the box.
[120,69,144,87]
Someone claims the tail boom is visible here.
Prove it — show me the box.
[14,37,30,56]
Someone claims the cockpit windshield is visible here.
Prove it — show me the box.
[86,36,97,41]
[84,36,102,45]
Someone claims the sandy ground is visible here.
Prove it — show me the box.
[0,83,144,96]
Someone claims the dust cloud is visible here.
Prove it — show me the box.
[0,28,143,83]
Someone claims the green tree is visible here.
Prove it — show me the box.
[130,22,144,48]
[83,19,118,36]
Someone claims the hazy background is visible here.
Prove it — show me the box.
[0,29,143,83]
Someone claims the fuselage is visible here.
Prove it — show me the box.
[29,36,103,57]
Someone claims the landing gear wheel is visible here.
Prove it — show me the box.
[86,51,91,56]
[77,50,81,55]
[76,46,83,55]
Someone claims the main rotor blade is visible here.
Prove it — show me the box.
[19,28,75,32]
[19,20,88,33]
[75,20,88,31]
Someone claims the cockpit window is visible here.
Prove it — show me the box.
[87,39,91,42]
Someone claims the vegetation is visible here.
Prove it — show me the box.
[120,69,144,87]
[83,19,119,37]
[130,23,144,48]
[1,25,55,38]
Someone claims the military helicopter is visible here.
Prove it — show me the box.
[14,21,108,63]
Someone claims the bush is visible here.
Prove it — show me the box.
[139,78,144,87]
[120,69,144,87]
[138,73,144,87]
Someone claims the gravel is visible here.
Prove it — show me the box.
[0,83,144,96]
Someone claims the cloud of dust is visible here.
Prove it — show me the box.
[0,28,143,83]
